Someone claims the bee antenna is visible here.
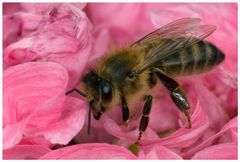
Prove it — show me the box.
[87,106,91,136]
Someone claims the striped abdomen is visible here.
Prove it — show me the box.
[156,41,225,76]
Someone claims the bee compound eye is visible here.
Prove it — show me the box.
[97,78,101,82]
[99,80,112,101]
[99,79,112,95]
[102,84,111,94]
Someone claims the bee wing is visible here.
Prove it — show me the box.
[131,17,216,73]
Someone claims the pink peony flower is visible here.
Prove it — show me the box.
[3,62,87,149]
[3,2,237,160]
[138,144,183,160]
[3,145,51,160]
[3,3,92,89]
[191,143,238,160]
[40,143,137,159]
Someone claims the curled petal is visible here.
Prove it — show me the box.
[3,62,68,124]
[104,98,209,149]
[40,96,87,145]
[182,116,238,158]
[148,98,179,132]
[192,81,229,129]
[104,115,160,145]
[40,143,137,159]
[19,136,52,148]
[3,145,51,160]
[3,120,26,150]
[138,144,183,160]
[104,117,136,143]
[142,101,209,148]
[192,143,237,160]
[4,4,92,89]
[3,62,68,149]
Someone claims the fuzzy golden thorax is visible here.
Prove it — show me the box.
[88,47,152,111]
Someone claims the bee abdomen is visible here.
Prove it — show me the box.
[157,41,225,76]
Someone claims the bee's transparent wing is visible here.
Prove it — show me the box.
[131,17,216,73]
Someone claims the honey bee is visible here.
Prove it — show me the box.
[67,18,225,145]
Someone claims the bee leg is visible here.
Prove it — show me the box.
[66,88,86,97]
[121,96,130,124]
[149,72,158,88]
[155,70,191,128]
[136,95,153,145]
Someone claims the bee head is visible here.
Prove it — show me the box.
[82,71,113,120]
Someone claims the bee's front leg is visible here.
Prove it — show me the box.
[136,95,153,145]
[154,68,192,128]
[121,96,130,124]
[66,88,86,97]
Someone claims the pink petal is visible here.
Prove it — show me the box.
[74,116,116,143]
[182,116,238,158]
[3,15,21,48]
[104,117,161,147]
[3,120,26,150]
[20,3,60,14]
[19,136,52,148]
[86,3,144,46]
[192,143,237,160]
[70,3,87,10]
[3,145,51,160]
[18,97,86,146]
[104,95,209,149]
[218,67,237,89]
[148,98,179,132]
[138,144,183,160]
[4,4,92,89]
[34,96,87,145]
[104,116,136,143]
[20,3,86,14]
[3,62,68,149]
[200,70,237,115]
[14,12,43,36]
[40,143,137,159]
[230,128,238,143]
[89,28,110,64]
[143,101,209,148]
[3,62,68,124]
[75,125,116,144]
[226,88,238,112]
[3,3,21,15]
[192,80,229,129]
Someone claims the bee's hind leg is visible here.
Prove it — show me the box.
[135,95,153,145]
[154,68,191,128]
